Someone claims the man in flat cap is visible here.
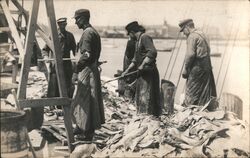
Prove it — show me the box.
[71,9,105,140]
[179,19,217,108]
[122,21,161,117]
[42,17,76,108]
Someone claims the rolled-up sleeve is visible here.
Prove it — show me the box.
[141,35,157,59]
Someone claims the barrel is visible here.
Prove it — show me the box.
[1,110,29,158]
[219,93,243,119]
[161,79,176,114]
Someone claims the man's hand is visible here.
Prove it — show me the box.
[121,62,135,77]
[182,69,189,79]
[121,70,129,77]
[72,73,78,84]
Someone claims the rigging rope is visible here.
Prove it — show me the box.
[215,22,234,85]
[168,32,182,80]
[173,4,194,89]
[162,3,192,79]
[219,22,240,98]
[164,3,193,81]
[215,2,240,86]
[162,31,180,79]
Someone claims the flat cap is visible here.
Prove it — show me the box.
[57,17,67,23]
[73,9,90,19]
[178,19,193,32]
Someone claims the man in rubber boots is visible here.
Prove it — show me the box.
[179,19,217,108]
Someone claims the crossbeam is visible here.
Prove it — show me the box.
[44,0,75,151]
[13,0,75,153]
[19,97,72,108]
[0,26,10,32]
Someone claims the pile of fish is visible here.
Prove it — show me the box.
[4,71,248,157]
[71,82,249,158]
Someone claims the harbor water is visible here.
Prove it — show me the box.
[97,38,249,122]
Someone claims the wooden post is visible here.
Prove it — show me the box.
[17,0,40,98]
[6,0,74,152]
[44,0,74,152]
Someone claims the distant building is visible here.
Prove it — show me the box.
[102,27,125,38]
[161,20,169,37]
[86,20,223,39]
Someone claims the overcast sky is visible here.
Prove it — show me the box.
[19,0,249,39]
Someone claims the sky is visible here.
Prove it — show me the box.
[18,0,249,39]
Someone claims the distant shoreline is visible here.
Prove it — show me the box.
[100,37,249,41]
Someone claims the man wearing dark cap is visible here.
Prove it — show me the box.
[42,17,76,105]
[71,9,105,141]
[179,19,217,107]
[116,26,140,100]
[122,21,161,117]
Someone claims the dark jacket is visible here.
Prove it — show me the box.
[132,33,157,69]
[184,29,212,76]
[42,30,76,73]
[76,24,101,72]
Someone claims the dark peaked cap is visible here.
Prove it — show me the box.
[57,17,67,23]
[178,19,193,32]
[73,9,90,19]
[125,21,141,34]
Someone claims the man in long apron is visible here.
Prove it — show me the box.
[179,19,217,107]
[71,9,105,140]
[122,21,161,117]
